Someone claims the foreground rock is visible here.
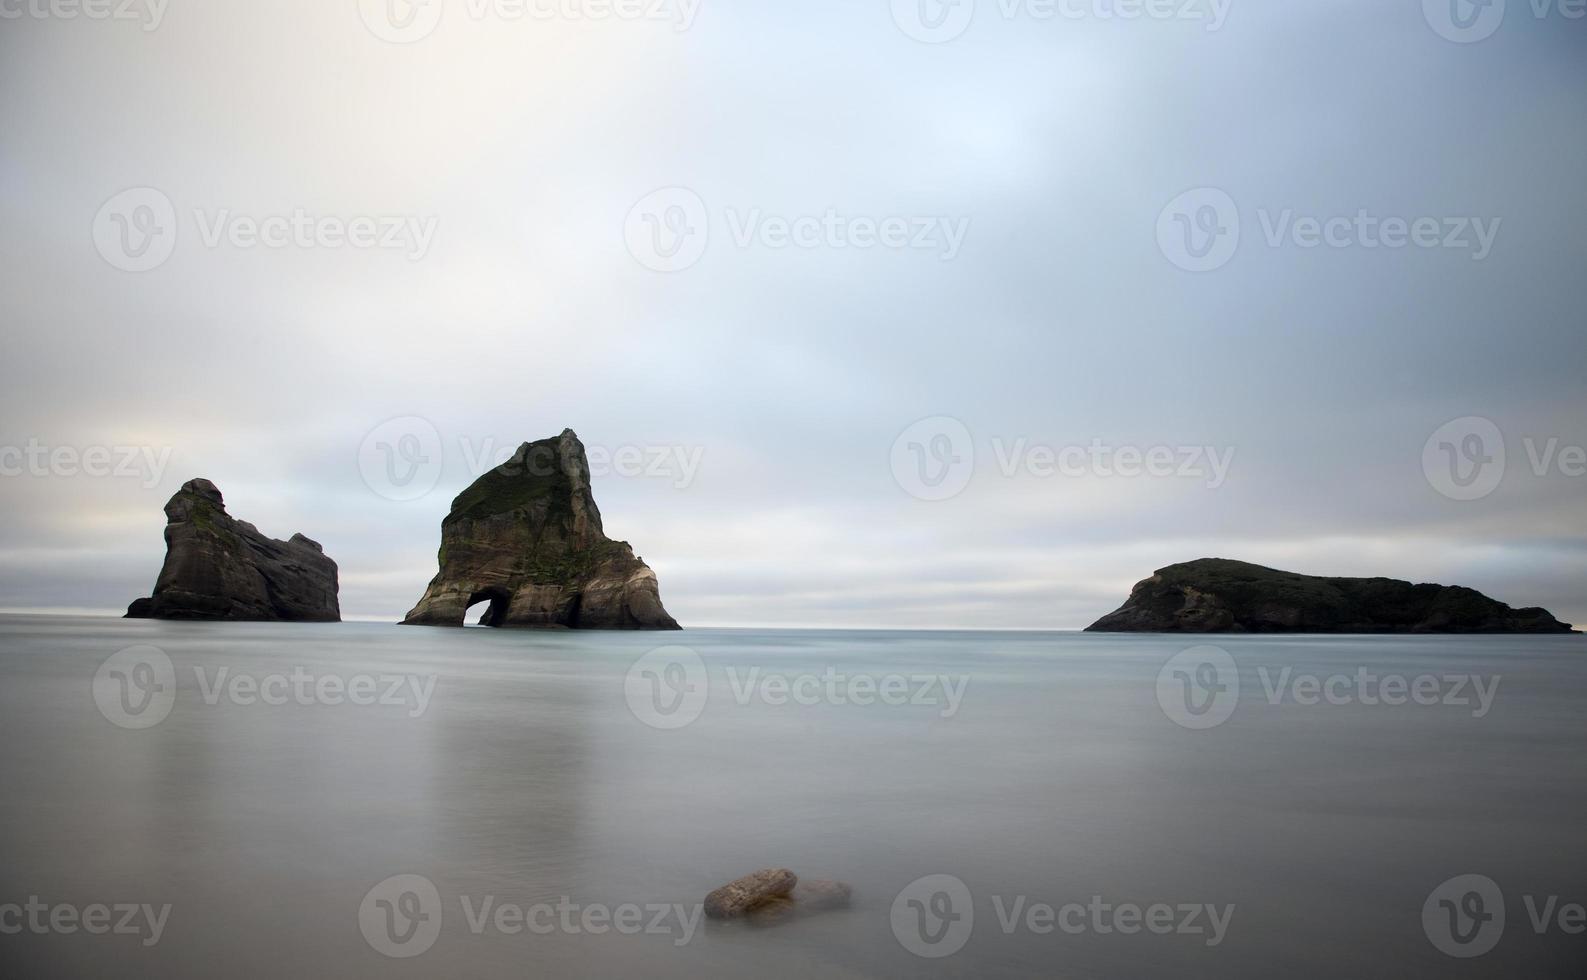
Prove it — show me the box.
[125,479,340,621]
[703,869,797,919]
[1086,558,1575,634]
[746,880,853,927]
[402,429,679,629]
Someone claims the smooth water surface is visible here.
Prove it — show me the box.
[1,616,1583,978]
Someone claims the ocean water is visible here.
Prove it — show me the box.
[0,615,1583,978]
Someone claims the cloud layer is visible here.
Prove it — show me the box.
[2,1,1584,627]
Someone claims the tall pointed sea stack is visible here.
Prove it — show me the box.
[125,478,340,621]
[401,429,680,629]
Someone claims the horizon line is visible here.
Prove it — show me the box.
[0,609,1581,634]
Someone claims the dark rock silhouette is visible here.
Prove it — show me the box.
[401,429,679,629]
[125,479,339,621]
[1086,558,1575,633]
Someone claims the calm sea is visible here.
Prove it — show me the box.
[0,616,1583,978]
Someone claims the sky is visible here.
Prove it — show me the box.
[1,0,1584,629]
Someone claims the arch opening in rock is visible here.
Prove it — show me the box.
[465,587,513,627]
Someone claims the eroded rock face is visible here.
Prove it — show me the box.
[703,869,798,920]
[1086,558,1576,634]
[125,479,340,621]
[401,430,680,630]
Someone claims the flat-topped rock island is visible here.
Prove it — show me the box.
[1087,558,1575,634]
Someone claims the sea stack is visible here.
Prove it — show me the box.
[1086,558,1575,634]
[401,429,680,629]
[125,479,340,621]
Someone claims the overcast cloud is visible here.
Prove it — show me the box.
[1,0,1583,627]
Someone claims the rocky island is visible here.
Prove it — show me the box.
[401,429,679,629]
[125,478,340,621]
[1086,558,1575,634]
